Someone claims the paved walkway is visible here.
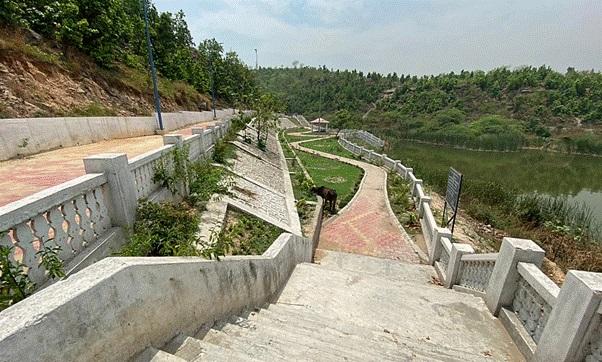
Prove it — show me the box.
[0,120,218,206]
[291,139,423,263]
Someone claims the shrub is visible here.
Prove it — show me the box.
[120,201,199,257]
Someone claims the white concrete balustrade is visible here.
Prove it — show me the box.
[339,129,602,361]
[0,119,232,288]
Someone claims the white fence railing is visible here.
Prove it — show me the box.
[339,129,602,362]
[0,118,232,288]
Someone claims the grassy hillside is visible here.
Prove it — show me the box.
[257,66,602,154]
[0,29,210,117]
[0,0,257,118]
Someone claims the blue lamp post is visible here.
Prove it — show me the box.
[142,0,164,131]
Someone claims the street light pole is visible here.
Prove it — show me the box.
[254,48,258,70]
[208,42,223,120]
[211,62,216,120]
[142,0,163,131]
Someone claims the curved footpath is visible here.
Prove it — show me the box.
[291,137,424,263]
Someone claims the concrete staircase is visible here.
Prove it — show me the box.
[138,251,523,361]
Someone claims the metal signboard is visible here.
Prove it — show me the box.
[442,167,463,234]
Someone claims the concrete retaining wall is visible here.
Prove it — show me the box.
[0,109,234,160]
[0,232,312,362]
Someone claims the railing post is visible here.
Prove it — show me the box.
[445,243,474,288]
[202,129,214,152]
[412,179,423,197]
[533,271,602,362]
[405,168,413,180]
[83,153,137,228]
[418,196,431,217]
[484,237,545,316]
[429,227,452,265]
[163,134,183,147]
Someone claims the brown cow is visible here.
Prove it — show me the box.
[311,186,337,212]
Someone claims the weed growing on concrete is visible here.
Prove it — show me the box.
[210,210,283,256]
[0,245,35,311]
[153,144,192,196]
[37,245,65,280]
[387,172,420,234]
[120,201,200,257]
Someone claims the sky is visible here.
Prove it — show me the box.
[154,0,602,75]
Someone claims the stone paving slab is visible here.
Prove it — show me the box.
[292,140,422,263]
[0,120,218,206]
[231,151,284,195]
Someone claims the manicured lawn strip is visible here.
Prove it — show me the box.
[285,127,310,134]
[286,134,327,143]
[296,150,363,209]
[301,137,357,159]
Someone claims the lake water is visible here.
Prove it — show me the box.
[387,141,602,227]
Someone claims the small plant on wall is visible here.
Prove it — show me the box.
[0,241,65,311]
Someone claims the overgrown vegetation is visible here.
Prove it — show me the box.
[208,209,283,256]
[387,173,420,234]
[121,114,249,258]
[1,242,65,311]
[120,201,200,257]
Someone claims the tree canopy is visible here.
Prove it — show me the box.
[0,0,258,104]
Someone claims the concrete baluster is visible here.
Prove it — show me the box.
[418,196,432,217]
[428,227,452,265]
[445,243,475,288]
[533,271,602,362]
[484,238,545,315]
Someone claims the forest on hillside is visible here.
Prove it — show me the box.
[257,66,602,154]
[0,0,257,108]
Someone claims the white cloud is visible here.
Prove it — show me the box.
[165,0,602,74]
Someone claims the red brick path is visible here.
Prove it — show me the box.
[0,121,217,207]
[293,140,422,263]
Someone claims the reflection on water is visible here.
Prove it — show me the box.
[565,190,602,226]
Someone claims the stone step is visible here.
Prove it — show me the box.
[135,347,186,362]
[218,320,371,361]
[163,334,204,360]
[276,263,522,361]
[314,249,436,284]
[163,333,258,362]
[257,306,486,361]
[249,309,418,361]
[201,327,289,361]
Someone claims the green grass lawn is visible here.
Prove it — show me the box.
[285,134,327,143]
[301,137,357,159]
[285,127,310,134]
[296,150,363,209]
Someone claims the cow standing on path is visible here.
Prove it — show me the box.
[311,186,337,212]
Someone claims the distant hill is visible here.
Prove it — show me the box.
[256,66,602,154]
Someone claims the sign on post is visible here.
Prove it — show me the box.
[442,167,463,234]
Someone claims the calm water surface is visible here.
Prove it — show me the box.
[389,141,602,226]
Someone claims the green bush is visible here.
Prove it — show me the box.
[120,201,199,257]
